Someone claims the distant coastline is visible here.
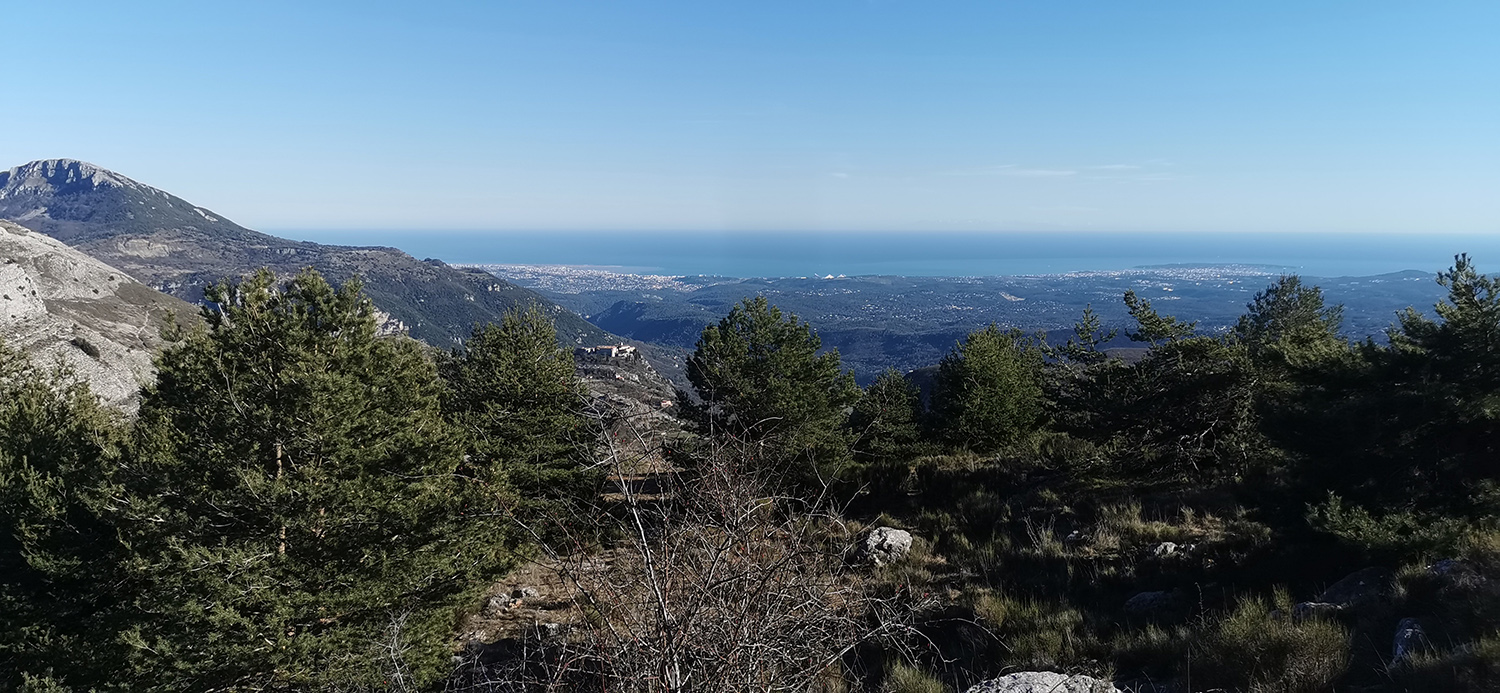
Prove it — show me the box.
[274,230,1500,280]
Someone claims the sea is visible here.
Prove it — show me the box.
[273,230,1500,279]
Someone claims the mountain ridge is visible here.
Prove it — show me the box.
[0,159,615,348]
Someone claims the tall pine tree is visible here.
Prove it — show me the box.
[930,324,1045,452]
[441,306,597,512]
[0,343,128,690]
[684,296,860,483]
[113,269,516,690]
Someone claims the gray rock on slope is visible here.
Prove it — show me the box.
[861,527,913,566]
[0,219,195,410]
[1391,617,1426,665]
[964,671,1119,693]
[1123,590,1187,620]
[1291,601,1344,621]
[1318,567,1400,609]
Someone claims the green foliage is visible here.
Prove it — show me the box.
[1056,333,1262,478]
[1381,254,1500,509]
[1191,590,1350,693]
[930,325,1044,453]
[1118,336,1263,473]
[442,305,597,509]
[1307,494,1470,560]
[1123,289,1197,344]
[849,368,927,466]
[0,343,126,690]
[967,591,1087,670]
[1234,275,1346,369]
[1397,632,1500,692]
[684,296,860,480]
[1271,255,1500,521]
[1049,304,1117,366]
[1047,289,1270,479]
[113,269,515,690]
[882,661,949,693]
[1114,590,1350,693]
[17,673,73,693]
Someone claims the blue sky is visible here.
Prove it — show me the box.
[3,1,1496,234]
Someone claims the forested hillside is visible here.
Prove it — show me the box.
[4,259,1500,692]
[485,264,1447,384]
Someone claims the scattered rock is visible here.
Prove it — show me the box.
[535,622,565,639]
[1124,590,1186,620]
[1318,567,1399,609]
[964,671,1119,693]
[861,527,913,566]
[482,595,519,617]
[1153,542,1178,557]
[1391,617,1426,665]
[1292,602,1344,621]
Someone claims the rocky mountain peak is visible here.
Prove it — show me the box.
[0,159,146,199]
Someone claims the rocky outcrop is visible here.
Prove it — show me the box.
[1123,590,1187,620]
[860,527,913,566]
[0,219,195,410]
[1319,567,1400,609]
[963,671,1118,693]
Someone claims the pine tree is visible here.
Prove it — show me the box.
[0,343,128,690]
[684,296,860,481]
[1124,290,1197,344]
[441,306,597,511]
[848,368,927,465]
[930,324,1045,452]
[1308,254,1500,515]
[1233,275,1346,368]
[1050,304,1118,366]
[113,269,516,690]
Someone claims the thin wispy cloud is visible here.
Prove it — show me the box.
[944,164,1078,177]
[942,163,1171,179]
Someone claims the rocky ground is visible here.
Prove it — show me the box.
[0,219,196,410]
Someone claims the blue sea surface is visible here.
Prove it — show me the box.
[272,230,1500,279]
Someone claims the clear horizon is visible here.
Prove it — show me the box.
[276,228,1500,279]
[4,2,1497,235]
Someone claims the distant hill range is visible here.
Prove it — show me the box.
[0,159,614,348]
[0,219,198,410]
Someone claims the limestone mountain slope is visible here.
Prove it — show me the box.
[0,159,614,348]
[0,219,197,410]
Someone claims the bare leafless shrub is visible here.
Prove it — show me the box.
[460,417,936,692]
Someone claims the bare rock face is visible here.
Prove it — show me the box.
[0,218,195,410]
[964,671,1119,693]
